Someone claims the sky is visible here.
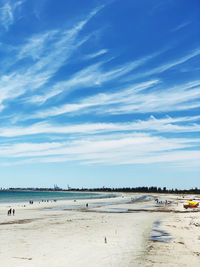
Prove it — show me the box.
[0,0,199,189]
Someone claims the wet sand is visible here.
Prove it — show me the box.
[0,193,200,266]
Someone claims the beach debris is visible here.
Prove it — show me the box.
[194,252,200,257]
[13,257,32,260]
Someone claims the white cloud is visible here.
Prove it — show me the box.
[25,89,62,105]
[26,79,200,119]
[0,133,199,167]
[126,48,200,81]
[171,21,191,32]
[21,47,200,112]
[0,2,13,30]
[17,30,58,60]
[84,49,108,59]
[0,6,103,109]
[41,51,159,92]
[0,3,199,172]
[0,0,25,30]
[0,114,200,138]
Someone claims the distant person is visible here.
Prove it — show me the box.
[7,208,12,216]
[13,209,15,216]
[86,203,88,208]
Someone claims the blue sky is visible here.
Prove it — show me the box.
[0,0,199,189]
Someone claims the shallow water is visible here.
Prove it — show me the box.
[150,220,173,242]
[47,195,154,213]
[91,208,129,213]
[0,190,117,204]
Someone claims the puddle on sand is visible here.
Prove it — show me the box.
[105,208,129,213]
[150,220,173,242]
[45,195,153,212]
[86,208,129,213]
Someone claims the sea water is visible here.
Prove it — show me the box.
[0,190,115,204]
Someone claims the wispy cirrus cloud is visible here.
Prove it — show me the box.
[0,6,103,109]
[171,21,191,32]
[0,0,25,30]
[0,1,199,173]
[0,133,199,167]
[24,89,62,105]
[84,49,108,59]
[23,80,158,118]
[125,48,200,81]
[23,46,200,110]
[17,30,59,61]
[0,114,200,138]
[37,51,160,97]
[25,79,200,119]
[21,48,164,106]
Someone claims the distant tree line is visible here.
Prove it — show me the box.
[69,187,200,194]
[4,187,200,194]
[7,188,61,191]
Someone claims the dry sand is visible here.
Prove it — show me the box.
[0,193,200,266]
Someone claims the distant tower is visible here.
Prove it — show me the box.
[54,184,59,190]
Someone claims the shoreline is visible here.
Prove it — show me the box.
[0,191,119,206]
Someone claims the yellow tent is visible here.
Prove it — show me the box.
[187,200,199,207]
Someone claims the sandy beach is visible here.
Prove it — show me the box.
[0,193,200,267]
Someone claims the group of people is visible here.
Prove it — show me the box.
[7,208,15,216]
[155,198,169,205]
[41,199,57,203]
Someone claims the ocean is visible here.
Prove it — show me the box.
[0,190,114,204]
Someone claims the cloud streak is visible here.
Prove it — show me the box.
[0,2,199,173]
[0,6,103,109]
[25,79,200,119]
[0,133,199,167]
[0,0,25,30]
[0,114,200,138]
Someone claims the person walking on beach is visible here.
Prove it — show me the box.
[7,208,12,216]
[13,209,15,216]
